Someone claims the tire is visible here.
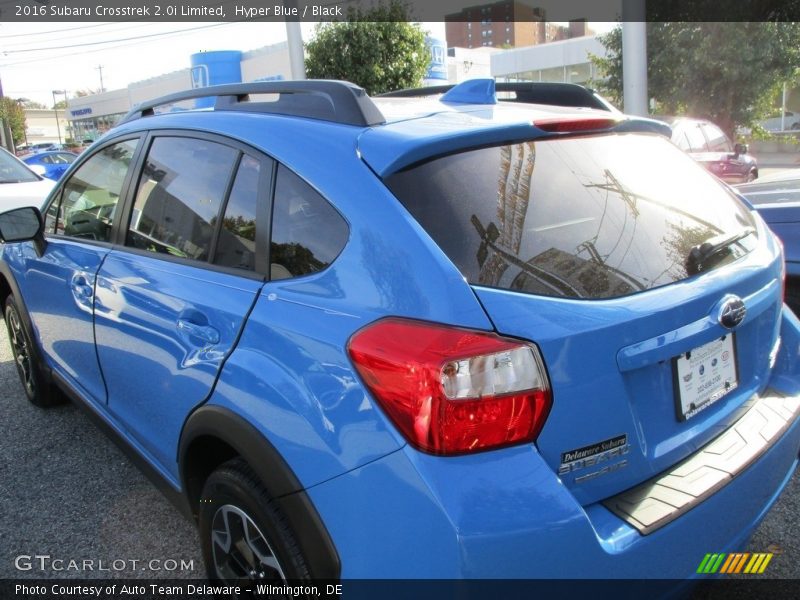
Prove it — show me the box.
[4,295,64,407]
[199,458,311,598]
[745,170,757,183]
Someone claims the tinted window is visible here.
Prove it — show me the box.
[45,139,138,241]
[214,155,261,271]
[387,135,757,300]
[126,137,238,261]
[270,165,348,279]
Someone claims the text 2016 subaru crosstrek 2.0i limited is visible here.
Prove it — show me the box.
[0,79,798,591]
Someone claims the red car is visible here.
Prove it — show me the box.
[668,117,758,183]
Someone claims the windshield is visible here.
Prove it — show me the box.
[0,149,39,184]
[387,133,757,300]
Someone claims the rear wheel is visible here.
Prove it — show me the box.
[199,458,311,598]
[745,169,757,182]
[4,295,63,407]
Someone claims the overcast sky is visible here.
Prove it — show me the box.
[0,21,615,107]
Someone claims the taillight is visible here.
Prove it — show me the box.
[347,318,551,455]
[533,117,620,133]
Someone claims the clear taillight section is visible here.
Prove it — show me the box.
[347,318,552,455]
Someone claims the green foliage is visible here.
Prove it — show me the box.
[591,23,800,137]
[304,0,430,95]
[0,98,27,145]
[20,99,46,109]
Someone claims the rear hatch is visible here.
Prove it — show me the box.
[383,132,783,505]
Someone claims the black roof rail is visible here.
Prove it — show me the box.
[119,80,386,127]
[378,81,618,113]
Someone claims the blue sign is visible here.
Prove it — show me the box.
[71,108,92,116]
[425,37,448,82]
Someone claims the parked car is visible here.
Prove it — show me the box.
[759,110,800,132]
[667,117,758,183]
[736,171,800,313]
[0,80,798,588]
[0,147,54,211]
[22,150,78,181]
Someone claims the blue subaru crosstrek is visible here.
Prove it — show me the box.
[0,79,799,589]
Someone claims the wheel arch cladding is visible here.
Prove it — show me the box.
[178,404,341,579]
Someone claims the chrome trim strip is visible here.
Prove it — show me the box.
[603,391,800,535]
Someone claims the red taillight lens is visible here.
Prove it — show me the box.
[347,318,552,455]
[533,117,620,133]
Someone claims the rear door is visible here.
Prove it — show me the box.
[93,133,270,477]
[386,133,783,505]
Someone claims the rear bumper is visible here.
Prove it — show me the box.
[306,310,800,578]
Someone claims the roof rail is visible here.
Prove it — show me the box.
[119,80,386,127]
[378,81,616,113]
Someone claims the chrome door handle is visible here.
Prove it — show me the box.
[176,319,220,345]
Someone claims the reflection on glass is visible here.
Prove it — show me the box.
[214,155,260,271]
[270,165,348,280]
[126,137,237,261]
[387,134,756,300]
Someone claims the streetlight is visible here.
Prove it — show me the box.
[51,89,66,145]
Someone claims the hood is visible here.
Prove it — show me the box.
[0,178,54,212]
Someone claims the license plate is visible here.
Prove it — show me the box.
[673,334,738,421]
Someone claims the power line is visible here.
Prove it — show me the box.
[0,22,154,48]
[0,21,132,38]
[2,22,230,54]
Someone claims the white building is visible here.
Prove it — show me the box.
[491,35,607,85]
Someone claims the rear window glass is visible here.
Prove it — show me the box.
[387,134,756,300]
[738,183,800,205]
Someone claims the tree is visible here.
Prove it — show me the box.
[304,0,430,95]
[19,99,46,109]
[0,98,27,146]
[591,23,800,138]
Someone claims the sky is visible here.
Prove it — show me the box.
[0,21,615,108]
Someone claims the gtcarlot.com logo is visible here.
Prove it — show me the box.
[14,555,195,573]
[697,552,773,574]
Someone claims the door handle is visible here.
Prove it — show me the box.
[70,273,94,300]
[176,319,220,345]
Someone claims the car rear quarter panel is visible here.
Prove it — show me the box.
[195,125,496,488]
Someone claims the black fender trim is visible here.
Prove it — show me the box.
[179,404,341,579]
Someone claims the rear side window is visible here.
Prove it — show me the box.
[126,137,238,261]
[684,124,708,152]
[269,165,348,280]
[45,139,138,241]
[701,124,732,153]
[387,134,757,300]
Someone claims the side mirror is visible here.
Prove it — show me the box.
[733,143,748,156]
[0,206,46,255]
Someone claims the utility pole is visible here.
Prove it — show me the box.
[96,65,105,93]
[284,0,305,80]
[621,0,648,116]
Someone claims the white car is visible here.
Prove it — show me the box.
[760,111,800,132]
[0,147,54,211]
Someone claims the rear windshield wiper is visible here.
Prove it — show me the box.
[686,227,755,275]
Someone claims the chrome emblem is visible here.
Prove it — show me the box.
[718,296,746,329]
